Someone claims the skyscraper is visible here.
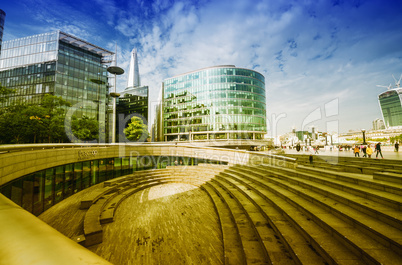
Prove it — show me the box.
[0,31,113,142]
[378,87,402,129]
[127,48,140,88]
[116,48,149,141]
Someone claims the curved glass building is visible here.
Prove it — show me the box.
[161,65,266,141]
[378,87,402,128]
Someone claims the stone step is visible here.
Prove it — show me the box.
[206,179,271,264]
[200,183,246,265]
[213,176,298,265]
[227,167,402,264]
[256,164,402,209]
[215,174,328,265]
[249,169,402,251]
[219,170,364,264]
[235,165,402,230]
[374,172,402,185]
[295,165,402,196]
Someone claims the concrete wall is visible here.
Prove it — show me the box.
[0,143,296,187]
[0,194,112,265]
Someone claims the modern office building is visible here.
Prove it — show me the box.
[372,118,385,131]
[0,9,5,54]
[116,48,149,140]
[159,65,267,142]
[0,30,113,142]
[378,87,402,129]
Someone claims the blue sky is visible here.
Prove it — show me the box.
[2,0,402,136]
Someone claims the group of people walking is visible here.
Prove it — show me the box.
[354,142,383,158]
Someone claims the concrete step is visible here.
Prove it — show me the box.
[235,165,402,230]
[258,164,402,209]
[219,170,364,264]
[374,172,402,185]
[295,164,402,196]
[215,174,328,265]
[239,167,402,251]
[227,166,402,264]
[200,183,246,265]
[213,176,298,265]
[206,179,271,264]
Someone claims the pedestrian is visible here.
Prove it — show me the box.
[361,145,367,158]
[375,142,383,159]
[315,146,319,154]
[354,145,360,157]
[395,142,399,152]
[366,145,373,158]
[174,160,178,166]
[309,154,313,164]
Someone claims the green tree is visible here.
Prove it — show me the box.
[0,94,71,144]
[71,115,99,142]
[123,116,149,142]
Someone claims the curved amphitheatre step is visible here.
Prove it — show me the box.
[200,183,247,264]
[210,176,309,265]
[81,166,228,247]
[291,155,402,174]
[258,164,402,216]
[296,164,402,196]
[215,170,362,265]
[206,179,272,264]
[227,165,402,264]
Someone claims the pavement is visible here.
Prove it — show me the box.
[281,147,402,160]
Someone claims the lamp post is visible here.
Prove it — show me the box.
[361,129,367,145]
[107,66,124,143]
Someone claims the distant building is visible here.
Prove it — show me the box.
[0,31,113,142]
[378,87,402,129]
[0,9,5,54]
[159,65,267,141]
[372,118,385,130]
[116,48,149,141]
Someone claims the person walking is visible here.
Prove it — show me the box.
[375,142,383,159]
[361,145,367,158]
[395,142,399,152]
[366,145,373,158]
[354,145,360,157]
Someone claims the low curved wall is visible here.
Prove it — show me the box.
[0,143,296,186]
[0,194,112,265]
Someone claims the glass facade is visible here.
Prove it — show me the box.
[378,88,402,128]
[161,65,267,141]
[117,86,149,121]
[0,9,5,54]
[116,86,149,141]
[0,31,112,142]
[0,156,226,216]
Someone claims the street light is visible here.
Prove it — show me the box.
[107,66,124,143]
[361,129,367,145]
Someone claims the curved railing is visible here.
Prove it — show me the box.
[0,143,296,184]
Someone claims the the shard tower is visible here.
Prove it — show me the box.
[117,48,149,133]
[127,48,141,88]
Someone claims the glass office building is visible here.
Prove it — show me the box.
[161,65,267,141]
[0,9,5,54]
[117,86,149,141]
[378,88,402,128]
[0,31,113,142]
